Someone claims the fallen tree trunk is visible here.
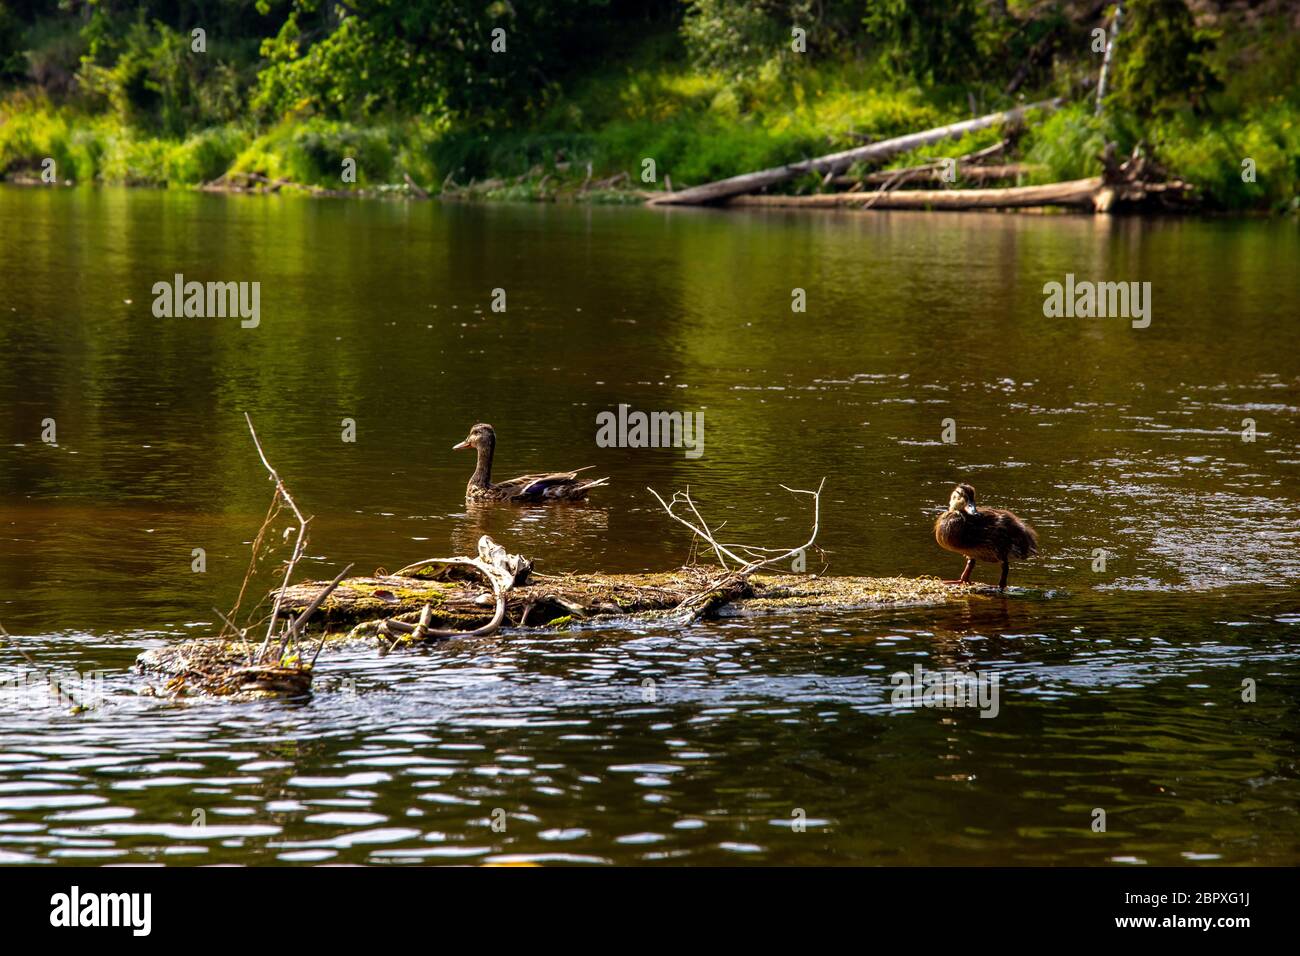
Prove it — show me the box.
[268,568,963,633]
[646,98,1061,206]
[728,177,1103,210]
[832,162,1039,188]
[135,569,975,691]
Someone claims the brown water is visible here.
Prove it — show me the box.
[0,186,1298,865]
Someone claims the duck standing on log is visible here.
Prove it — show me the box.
[453,423,609,503]
[933,483,1038,591]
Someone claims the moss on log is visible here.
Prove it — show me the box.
[135,567,986,696]
[272,567,971,638]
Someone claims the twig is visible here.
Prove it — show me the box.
[244,413,311,662]
[211,606,254,662]
[292,563,354,669]
[647,488,750,568]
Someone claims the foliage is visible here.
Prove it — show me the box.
[1152,106,1300,212]
[862,0,987,85]
[1110,0,1219,115]
[253,0,638,124]
[681,0,878,87]
[77,16,252,134]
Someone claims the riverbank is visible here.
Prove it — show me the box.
[3,48,1298,213]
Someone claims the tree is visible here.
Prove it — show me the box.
[253,0,631,123]
[1111,0,1218,115]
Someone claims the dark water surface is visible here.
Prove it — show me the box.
[0,187,1297,865]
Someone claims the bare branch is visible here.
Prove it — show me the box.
[648,478,826,580]
[386,537,528,643]
[244,413,312,661]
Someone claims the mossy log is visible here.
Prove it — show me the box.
[830,162,1039,188]
[134,569,982,696]
[272,567,968,638]
[727,177,1105,210]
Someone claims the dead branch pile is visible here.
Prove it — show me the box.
[135,415,349,699]
[1093,143,1196,212]
[371,536,533,651]
[726,144,1193,213]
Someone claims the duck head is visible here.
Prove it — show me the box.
[453,423,496,452]
[947,483,978,516]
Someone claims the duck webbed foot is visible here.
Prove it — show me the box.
[943,558,976,586]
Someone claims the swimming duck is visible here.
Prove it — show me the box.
[453,423,609,502]
[933,483,1038,591]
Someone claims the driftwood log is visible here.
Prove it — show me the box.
[270,566,969,639]
[134,567,974,695]
[647,98,1061,206]
[729,177,1104,210]
[831,163,1038,188]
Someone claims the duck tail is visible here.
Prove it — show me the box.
[1021,521,1039,557]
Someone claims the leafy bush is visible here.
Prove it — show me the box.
[230,118,421,186]
[165,126,251,183]
[1153,107,1300,211]
[17,13,85,94]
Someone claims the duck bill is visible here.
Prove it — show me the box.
[964,504,977,515]
[452,439,471,450]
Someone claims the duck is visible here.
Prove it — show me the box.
[933,482,1038,591]
[453,423,609,502]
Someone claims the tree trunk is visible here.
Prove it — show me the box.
[833,162,1038,187]
[1095,2,1124,116]
[727,177,1104,210]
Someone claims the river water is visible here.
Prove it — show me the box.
[0,187,1297,865]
